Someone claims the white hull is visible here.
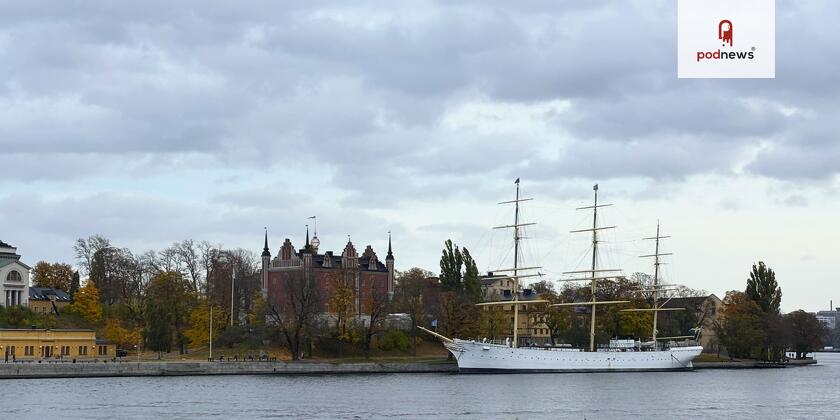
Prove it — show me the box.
[445,339,703,373]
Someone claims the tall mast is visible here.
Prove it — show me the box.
[513,179,521,348]
[589,185,599,352]
[652,222,661,343]
[640,222,674,345]
[490,178,541,349]
[557,184,624,352]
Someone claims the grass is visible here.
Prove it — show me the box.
[128,340,450,363]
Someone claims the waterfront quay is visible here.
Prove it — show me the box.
[0,357,816,379]
[0,360,455,379]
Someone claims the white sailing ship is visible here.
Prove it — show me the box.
[421,181,702,373]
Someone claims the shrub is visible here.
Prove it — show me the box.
[378,329,410,352]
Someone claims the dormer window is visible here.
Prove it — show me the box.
[6,270,21,282]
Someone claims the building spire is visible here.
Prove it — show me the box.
[262,227,270,257]
[386,231,394,260]
[305,224,310,246]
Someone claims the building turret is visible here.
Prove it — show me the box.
[261,228,270,292]
[386,232,394,299]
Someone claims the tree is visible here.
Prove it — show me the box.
[714,291,766,359]
[144,272,192,356]
[746,261,782,314]
[329,267,357,341]
[31,262,75,291]
[439,239,480,303]
[70,271,81,296]
[185,302,229,347]
[73,235,111,276]
[395,268,433,355]
[267,276,321,361]
[69,280,102,323]
[103,318,142,350]
[785,310,826,359]
[361,285,391,359]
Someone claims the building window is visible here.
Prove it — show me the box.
[61,346,70,356]
[79,346,88,356]
[24,346,33,356]
[98,345,107,356]
[44,347,53,358]
[6,270,22,282]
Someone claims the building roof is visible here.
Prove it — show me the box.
[0,240,11,247]
[29,287,72,302]
[0,258,30,270]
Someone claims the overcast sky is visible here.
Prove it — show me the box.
[1,0,837,312]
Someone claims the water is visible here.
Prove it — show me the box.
[5,353,840,419]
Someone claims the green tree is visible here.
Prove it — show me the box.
[144,272,191,356]
[785,310,826,359]
[746,261,782,314]
[439,239,480,303]
[70,271,81,296]
[32,261,75,291]
[69,281,102,323]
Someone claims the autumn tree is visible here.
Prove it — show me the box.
[103,318,142,350]
[185,302,229,347]
[395,268,433,355]
[69,280,102,323]
[31,262,75,291]
[329,267,357,341]
[714,291,766,359]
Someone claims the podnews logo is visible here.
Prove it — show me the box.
[696,19,755,62]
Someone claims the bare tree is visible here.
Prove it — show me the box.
[267,277,321,360]
[175,239,202,293]
[361,284,392,359]
[74,235,111,276]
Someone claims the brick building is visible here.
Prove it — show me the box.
[260,229,394,316]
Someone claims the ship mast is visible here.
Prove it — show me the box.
[480,178,546,349]
[553,185,627,352]
[620,222,686,345]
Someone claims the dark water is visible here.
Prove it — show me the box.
[5,353,840,419]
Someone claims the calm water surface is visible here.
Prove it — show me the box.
[4,353,840,419]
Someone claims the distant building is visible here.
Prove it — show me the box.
[28,287,72,315]
[0,329,114,361]
[260,229,394,316]
[659,294,723,352]
[0,240,30,308]
[480,274,550,346]
[815,309,838,331]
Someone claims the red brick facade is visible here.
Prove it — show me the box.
[261,233,394,315]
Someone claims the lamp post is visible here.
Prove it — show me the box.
[209,305,214,361]
[230,266,235,326]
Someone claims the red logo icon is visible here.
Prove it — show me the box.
[719,20,733,47]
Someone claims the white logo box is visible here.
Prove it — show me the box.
[678,0,775,78]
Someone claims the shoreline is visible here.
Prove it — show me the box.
[0,358,817,379]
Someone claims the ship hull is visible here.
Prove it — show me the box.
[445,339,703,373]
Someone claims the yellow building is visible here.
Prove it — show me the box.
[480,275,551,345]
[28,287,72,315]
[0,328,114,361]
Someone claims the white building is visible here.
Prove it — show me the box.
[0,240,30,307]
[816,309,838,331]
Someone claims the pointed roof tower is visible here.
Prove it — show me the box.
[386,231,394,261]
[262,227,271,257]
